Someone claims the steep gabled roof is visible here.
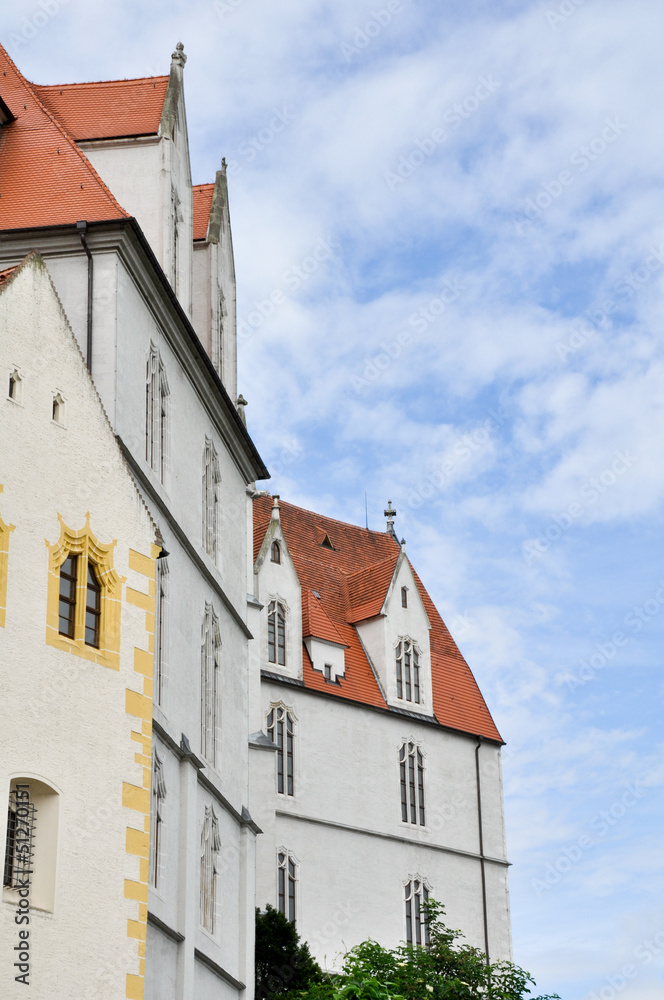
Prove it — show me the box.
[193,183,215,241]
[33,76,169,140]
[253,495,502,741]
[302,590,346,646]
[0,45,129,229]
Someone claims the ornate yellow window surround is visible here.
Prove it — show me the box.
[0,486,16,628]
[45,513,123,670]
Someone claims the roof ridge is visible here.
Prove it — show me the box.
[32,75,169,89]
[278,495,399,540]
[344,552,398,581]
[193,182,215,190]
[0,43,130,222]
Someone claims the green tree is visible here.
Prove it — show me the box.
[255,905,323,999]
[285,901,560,1000]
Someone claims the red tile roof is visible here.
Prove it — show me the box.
[0,266,18,288]
[254,495,502,742]
[33,76,169,140]
[193,183,215,241]
[0,45,129,229]
[302,590,347,646]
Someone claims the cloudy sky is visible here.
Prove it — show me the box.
[3,0,663,996]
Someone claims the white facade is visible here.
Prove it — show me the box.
[0,254,158,998]
[248,498,512,969]
[0,44,267,1000]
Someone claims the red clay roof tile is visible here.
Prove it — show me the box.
[33,76,169,140]
[193,183,215,241]
[302,590,347,646]
[0,45,129,229]
[253,495,502,741]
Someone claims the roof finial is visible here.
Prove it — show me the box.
[236,394,247,426]
[171,42,187,68]
[271,495,280,521]
[384,500,396,536]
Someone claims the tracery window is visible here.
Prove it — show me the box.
[399,740,425,826]
[149,749,167,888]
[267,600,286,666]
[202,438,221,562]
[154,557,169,706]
[404,877,430,947]
[267,705,294,796]
[201,603,221,766]
[200,805,221,933]
[146,344,169,482]
[395,638,420,704]
[277,850,297,923]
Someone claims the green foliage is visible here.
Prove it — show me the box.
[284,900,560,1000]
[255,905,324,1000]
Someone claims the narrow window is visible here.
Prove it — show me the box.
[271,540,281,564]
[267,705,294,796]
[401,586,408,608]
[399,741,425,826]
[405,879,430,947]
[7,369,21,402]
[149,749,166,888]
[395,639,420,704]
[277,850,297,923]
[154,558,169,706]
[267,600,286,667]
[85,562,101,648]
[202,438,221,562]
[3,799,17,887]
[201,604,221,766]
[146,345,169,482]
[58,553,78,638]
[52,393,65,424]
[200,805,221,933]
[213,291,225,377]
[324,663,332,682]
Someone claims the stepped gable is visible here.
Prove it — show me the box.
[193,183,215,241]
[253,495,503,741]
[33,76,169,140]
[0,44,129,229]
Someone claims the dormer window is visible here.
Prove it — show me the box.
[324,663,332,682]
[396,639,420,704]
[271,541,281,564]
[320,533,334,549]
[268,600,286,666]
[401,586,408,608]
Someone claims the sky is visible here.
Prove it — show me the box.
[2,1,663,996]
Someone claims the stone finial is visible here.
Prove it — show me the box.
[171,42,187,68]
[236,394,248,426]
[384,500,397,536]
[271,495,280,521]
[400,537,406,548]
[221,157,227,174]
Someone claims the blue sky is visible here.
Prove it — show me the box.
[2,1,663,996]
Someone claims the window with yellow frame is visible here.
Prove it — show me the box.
[45,514,122,670]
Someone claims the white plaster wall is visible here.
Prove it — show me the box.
[0,257,156,998]
[253,681,511,967]
[254,518,303,682]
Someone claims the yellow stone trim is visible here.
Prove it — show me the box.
[124,542,157,1000]
[45,513,122,670]
[0,489,16,629]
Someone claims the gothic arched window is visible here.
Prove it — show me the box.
[399,740,425,826]
[201,604,221,765]
[278,850,297,923]
[149,749,167,888]
[396,638,420,704]
[267,600,286,666]
[202,438,221,562]
[267,705,294,796]
[404,877,430,947]
[271,540,281,564]
[146,344,169,482]
[200,805,221,933]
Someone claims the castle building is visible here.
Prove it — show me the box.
[0,42,267,1000]
[0,252,159,998]
[0,38,511,999]
[248,496,512,969]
